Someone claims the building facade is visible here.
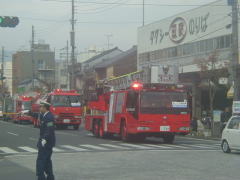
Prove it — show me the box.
[75,47,123,92]
[0,61,13,95]
[12,43,55,94]
[138,0,236,123]
[95,46,137,80]
[55,60,69,89]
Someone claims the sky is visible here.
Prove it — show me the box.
[1,0,218,59]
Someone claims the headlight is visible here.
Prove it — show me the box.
[179,127,190,131]
[54,115,59,119]
[137,127,150,131]
[74,115,81,119]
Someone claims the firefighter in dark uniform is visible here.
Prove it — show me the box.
[36,101,56,180]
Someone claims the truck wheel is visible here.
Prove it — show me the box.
[93,120,99,137]
[121,121,130,142]
[74,125,79,130]
[99,121,105,138]
[135,135,146,142]
[163,134,175,144]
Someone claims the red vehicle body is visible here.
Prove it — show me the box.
[32,89,82,130]
[12,96,34,123]
[85,83,191,143]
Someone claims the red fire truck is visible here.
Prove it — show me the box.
[33,89,82,130]
[85,67,191,143]
[12,95,34,124]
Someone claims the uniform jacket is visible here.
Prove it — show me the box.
[38,112,56,148]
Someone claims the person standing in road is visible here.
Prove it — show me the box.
[36,101,56,180]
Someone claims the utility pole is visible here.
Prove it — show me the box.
[106,34,113,50]
[66,40,69,89]
[1,47,4,113]
[31,25,35,89]
[70,0,76,89]
[1,47,4,88]
[142,0,145,26]
[231,0,240,100]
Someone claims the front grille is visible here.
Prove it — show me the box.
[59,113,74,118]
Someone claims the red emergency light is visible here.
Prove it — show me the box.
[131,82,143,90]
[53,89,63,93]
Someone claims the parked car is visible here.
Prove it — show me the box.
[221,116,240,153]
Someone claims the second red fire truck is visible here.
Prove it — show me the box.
[32,89,82,130]
[85,66,191,143]
[12,93,40,124]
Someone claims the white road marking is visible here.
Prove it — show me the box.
[61,145,87,151]
[161,144,188,149]
[18,146,38,153]
[29,137,38,141]
[0,147,18,154]
[178,136,220,143]
[53,147,65,152]
[80,144,109,150]
[7,132,18,136]
[142,144,173,149]
[190,144,220,149]
[100,144,131,149]
[55,132,79,137]
[119,143,152,149]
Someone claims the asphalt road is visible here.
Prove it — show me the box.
[0,120,239,180]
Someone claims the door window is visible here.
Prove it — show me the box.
[115,93,125,113]
[108,93,116,123]
[227,117,240,130]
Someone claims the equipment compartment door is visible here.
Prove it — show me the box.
[108,93,116,124]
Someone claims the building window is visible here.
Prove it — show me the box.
[60,84,67,89]
[206,39,214,51]
[60,69,66,76]
[115,93,125,113]
[139,34,232,65]
[38,60,45,69]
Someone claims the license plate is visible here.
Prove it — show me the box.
[160,126,170,132]
[63,119,70,123]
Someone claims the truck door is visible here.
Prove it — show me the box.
[114,92,126,132]
[126,91,139,120]
[107,93,117,132]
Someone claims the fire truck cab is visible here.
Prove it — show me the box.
[13,96,33,124]
[40,89,82,130]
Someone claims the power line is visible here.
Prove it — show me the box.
[41,0,232,7]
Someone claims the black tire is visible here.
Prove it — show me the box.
[93,120,100,137]
[133,135,146,142]
[163,134,175,144]
[221,140,231,153]
[120,121,133,142]
[74,125,79,130]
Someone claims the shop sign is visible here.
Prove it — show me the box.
[233,101,240,114]
[150,13,210,45]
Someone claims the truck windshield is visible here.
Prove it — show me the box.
[22,101,31,110]
[52,95,81,107]
[140,91,188,114]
